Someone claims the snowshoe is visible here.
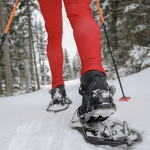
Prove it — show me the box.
[47,85,72,112]
[71,117,142,147]
[77,70,117,123]
[72,70,141,147]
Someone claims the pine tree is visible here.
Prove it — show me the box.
[0,0,51,95]
[91,0,150,77]
[72,51,81,78]
[63,48,72,80]
[13,0,39,92]
[34,20,50,85]
[122,0,150,73]
[6,0,29,92]
[0,0,13,95]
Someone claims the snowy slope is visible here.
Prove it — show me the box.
[0,68,150,150]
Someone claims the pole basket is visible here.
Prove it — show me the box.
[119,96,131,101]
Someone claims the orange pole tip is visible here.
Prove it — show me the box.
[119,97,131,101]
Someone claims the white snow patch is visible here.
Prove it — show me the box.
[124,4,139,12]
[134,24,147,33]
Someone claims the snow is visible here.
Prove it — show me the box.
[0,68,150,150]
[127,45,150,69]
[124,4,139,12]
[116,18,127,26]
[134,24,147,33]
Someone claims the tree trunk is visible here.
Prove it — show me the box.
[42,60,45,84]
[0,16,3,95]
[0,66,3,94]
[33,42,40,90]
[138,0,143,14]
[27,2,35,91]
[0,0,13,96]
[38,52,42,84]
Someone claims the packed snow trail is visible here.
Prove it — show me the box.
[0,68,150,150]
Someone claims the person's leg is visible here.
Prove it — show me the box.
[63,0,106,75]
[38,0,64,89]
[63,0,116,122]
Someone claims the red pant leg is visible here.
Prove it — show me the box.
[64,0,106,75]
[38,0,106,89]
[38,0,64,89]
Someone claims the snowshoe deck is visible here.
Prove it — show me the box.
[72,120,142,147]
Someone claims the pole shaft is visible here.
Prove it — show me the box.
[102,24,126,97]
[96,0,126,98]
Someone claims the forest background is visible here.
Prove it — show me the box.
[0,0,149,96]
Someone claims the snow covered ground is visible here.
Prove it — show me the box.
[0,68,150,150]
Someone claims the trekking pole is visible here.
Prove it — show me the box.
[96,0,130,101]
[0,0,20,52]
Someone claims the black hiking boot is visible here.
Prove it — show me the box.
[47,85,72,112]
[77,70,116,123]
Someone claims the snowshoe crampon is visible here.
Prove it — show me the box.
[72,120,142,147]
